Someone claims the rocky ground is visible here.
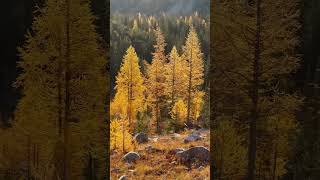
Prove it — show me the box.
[110,129,210,180]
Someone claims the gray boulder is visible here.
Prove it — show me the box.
[122,152,140,163]
[133,133,148,144]
[193,128,208,135]
[118,175,128,180]
[169,148,185,155]
[184,133,202,143]
[176,146,210,165]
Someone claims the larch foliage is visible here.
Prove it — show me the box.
[146,27,167,134]
[211,0,301,178]
[14,0,107,178]
[110,119,135,152]
[113,45,145,131]
[191,91,205,121]
[170,99,188,125]
[213,119,247,179]
[182,26,204,124]
[132,19,139,33]
[165,46,187,107]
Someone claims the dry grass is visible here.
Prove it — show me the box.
[110,130,210,180]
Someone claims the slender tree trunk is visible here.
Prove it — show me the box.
[58,40,63,136]
[248,0,261,179]
[156,100,160,134]
[272,126,279,180]
[27,135,31,180]
[171,58,176,107]
[155,60,161,134]
[33,143,36,168]
[36,145,39,169]
[186,48,193,125]
[272,144,278,180]
[122,120,125,153]
[63,0,71,179]
[129,56,133,131]
[219,136,224,180]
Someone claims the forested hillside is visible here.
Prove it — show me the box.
[110,1,210,179]
[110,13,210,94]
[111,0,210,15]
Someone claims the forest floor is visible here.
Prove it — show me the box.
[110,129,210,180]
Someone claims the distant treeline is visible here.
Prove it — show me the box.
[110,12,210,94]
[111,0,210,15]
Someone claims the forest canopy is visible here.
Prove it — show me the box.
[111,0,210,15]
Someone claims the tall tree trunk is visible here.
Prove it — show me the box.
[129,56,133,131]
[27,135,31,180]
[122,120,125,153]
[272,143,278,180]
[36,145,39,169]
[272,125,279,180]
[219,136,224,180]
[171,58,176,108]
[63,0,71,179]
[58,38,63,136]
[33,143,36,168]
[248,0,261,179]
[156,101,160,134]
[186,48,193,125]
[105,0,110,177]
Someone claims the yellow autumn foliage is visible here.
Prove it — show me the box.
[113,46,145,130]
[171,99,188,124]
[110,119,135,152]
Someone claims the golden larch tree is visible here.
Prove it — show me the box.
[113,45,145,132]
[15,0,107,179]
[182,26,204,125]
[146,27,167,134]
[165,46,187,107]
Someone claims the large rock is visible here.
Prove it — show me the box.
[193,128,208,135]
[133,132,148,144]
[184,133,202,143]
[122,152,140,163]
[176,146,210,165]
[118,175,128,180]
[169,148,185,155]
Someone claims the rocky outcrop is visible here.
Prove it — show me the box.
[176,146,210,166]
[122,152,140,163]
[184,133,202,143]
[169,148,185,155]
[133,133,148,144]
[118,175,128,180]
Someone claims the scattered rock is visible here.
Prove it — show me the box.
[170,161,177,165]
[184,133,202,143]
[169,148,185,155]
[193,128,208,135]
[122,152,140,163]
[145,145,153,152]
[133,133,148,144]
[111,168,120,173]
[118,175,128,180]
[171,133,182,140]
[128,169,136,175]
[149,137,158,142]
[176,146,210,166]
